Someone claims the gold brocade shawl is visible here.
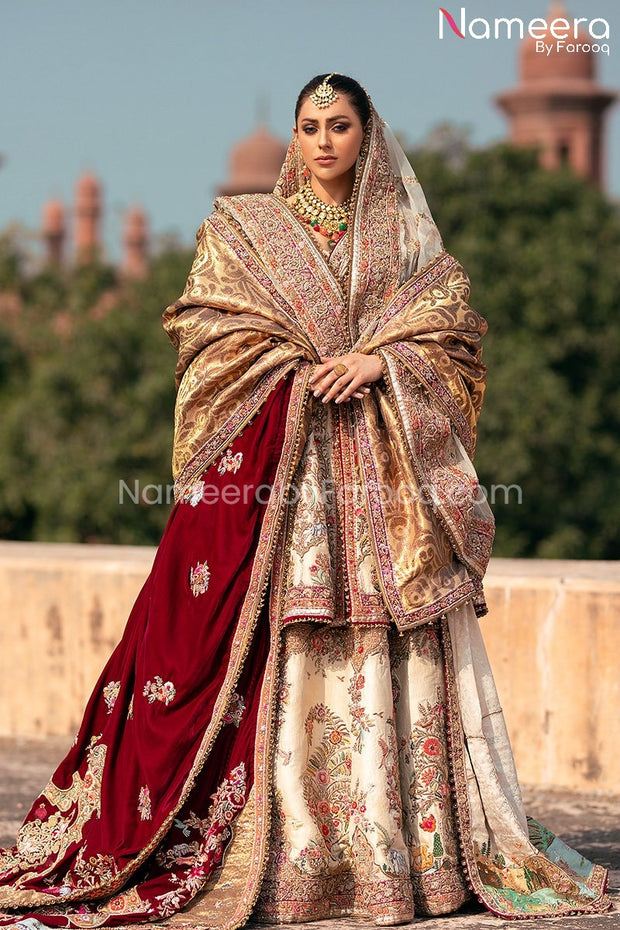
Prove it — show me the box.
[162,115,494,630]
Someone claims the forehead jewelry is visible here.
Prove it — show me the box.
[310,73,339,109]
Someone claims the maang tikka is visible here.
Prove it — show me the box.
[310,73,339,109]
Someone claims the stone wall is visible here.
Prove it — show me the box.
[0,541,618,792]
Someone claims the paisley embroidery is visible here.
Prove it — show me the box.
[142,676,176,707]
[189,560,211,596]
[217,446,243,475]
[102,681,120,714]
[137,786,152,821]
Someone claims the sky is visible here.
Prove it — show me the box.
[2,0,619,262]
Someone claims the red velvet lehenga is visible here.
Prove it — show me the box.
[0,104,612,928]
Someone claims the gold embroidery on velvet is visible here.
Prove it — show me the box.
[188,560,211,597]
[137,786,152,822]
[143,676,177,706]
[26,886,151,929]
[217,447,243,475]
[0,743,107,900]
[102,681,120,714]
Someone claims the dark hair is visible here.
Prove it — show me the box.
[295,73,371,127]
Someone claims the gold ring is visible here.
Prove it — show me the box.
[334,363,348,377]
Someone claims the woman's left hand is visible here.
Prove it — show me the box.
[309,353,384,404]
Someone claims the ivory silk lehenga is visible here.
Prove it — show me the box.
[0,110,612,928]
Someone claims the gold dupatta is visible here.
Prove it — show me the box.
[162,110,494,630]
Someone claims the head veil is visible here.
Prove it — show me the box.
[273,99,444,328]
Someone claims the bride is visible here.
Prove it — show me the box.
[0,73,611,928]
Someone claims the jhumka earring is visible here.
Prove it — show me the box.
[309,73,339,109]
[302,164,311,181]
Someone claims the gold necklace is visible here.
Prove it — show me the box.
[293,183,350,250]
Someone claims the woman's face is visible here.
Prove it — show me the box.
[294,92,365,189]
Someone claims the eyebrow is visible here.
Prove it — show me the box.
[301,115,351,124]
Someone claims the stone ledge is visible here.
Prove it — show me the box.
[0,543,618,794]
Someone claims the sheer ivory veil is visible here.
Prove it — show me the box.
[379,116,444,277]
[274,106,443,285]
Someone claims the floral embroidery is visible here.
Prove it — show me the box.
[102,680,121,714]
[259,619,414,921]
[222,692,246,728]
[420,814,437,833]
[127,695,134,720]
[406,690,451,821]
[152,764,247,918]
[143,676,176,706]
[207,762,246,829]
[423,737,441,757]
[138,786,152,821]
[181,479,206,507]
[100,886,151,917]
[348,668,377,751]
[69,848,119,888]
[189,560,211,596]
[217,446,243,475]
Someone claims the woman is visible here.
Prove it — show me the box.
[0,73,612,928]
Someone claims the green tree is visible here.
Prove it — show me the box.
[410,143,620,557]
[0,249,193,543]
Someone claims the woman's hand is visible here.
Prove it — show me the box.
[309,353,384,404]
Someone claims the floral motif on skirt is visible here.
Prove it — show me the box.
[143,676,176,706]
[102,681,121,714]
[254,622,469,923]
[189,560,211,596]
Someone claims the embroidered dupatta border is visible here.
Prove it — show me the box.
[205,211,304,336]
[440,617,612,920]
[368,250,474,453]
[385,342,473,456]
[377,349,491,582]
[354,402,477,629]
[373,250,456,332]
[209,200,349,356]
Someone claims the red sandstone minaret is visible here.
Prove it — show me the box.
[495,1,617,188]
[218,124,288,196]
[74,171,102,263]
[41,199,66,267]
[122,207,149,279]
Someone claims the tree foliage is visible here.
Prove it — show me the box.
[410,143,620,557]
[1,142,619,557]
[0,249,192,543]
